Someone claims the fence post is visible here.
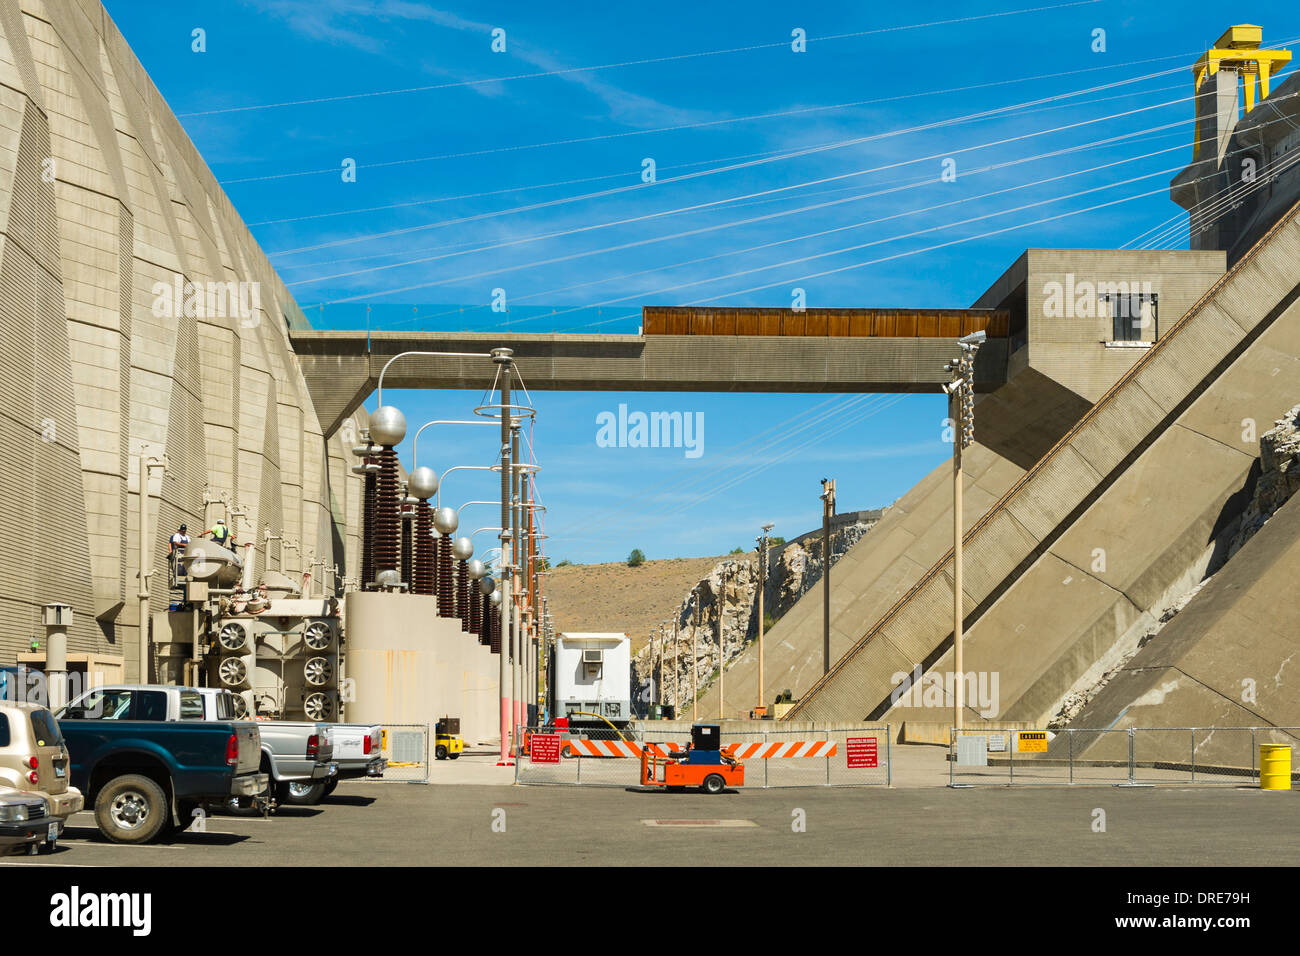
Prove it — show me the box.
[1251,728,1257,782]
[576,746,582,785]
[514,726,520,785]
[1127,727,1136,785]
[1189,729,1195,785]
[886,725,892,788]
[1009,729,1014,785]
[1068,729,1074,785]
[949,728,954,787]
[825,728,831,787]
[763,729,769,789]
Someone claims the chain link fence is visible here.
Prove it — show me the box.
[949,726,1300,787]
[366,723,429,784]
[514,725,891,788]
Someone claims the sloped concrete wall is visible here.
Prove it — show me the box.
[792,198,1300,722]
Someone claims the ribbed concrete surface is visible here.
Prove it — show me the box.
[0,1,364,677]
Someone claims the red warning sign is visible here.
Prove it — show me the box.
[846,737,878,769]
[530,733,561,764]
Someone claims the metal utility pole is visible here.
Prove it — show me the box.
[511,421,523,740]
[718,565,726,721]
[137,448,168,685]
[820,479,836,675]
[492,348,513,765]
[692,588,700,722]
[757,523,772,714]
[670,619,677,718]
[656,624,664,713]
[946,330,985,735]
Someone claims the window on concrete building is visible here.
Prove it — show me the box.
[1105,292,1158,343]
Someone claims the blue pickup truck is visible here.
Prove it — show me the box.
[58,715,266,844]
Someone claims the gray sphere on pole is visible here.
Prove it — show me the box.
[376,569,401,589]
[408,466,438,500]
[369,406,407,446]
[433,506,458,535]
[451,536,474,561]
[479,576,496,595]
[489,589,502,606]
[466,559,485,580]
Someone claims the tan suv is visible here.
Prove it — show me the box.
[0,702,84,850]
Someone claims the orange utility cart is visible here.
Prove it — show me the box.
[639,723,744,794]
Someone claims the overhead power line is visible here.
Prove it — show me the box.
[186,1,1103,120]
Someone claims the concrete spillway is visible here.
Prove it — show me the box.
[765,197,1300,726]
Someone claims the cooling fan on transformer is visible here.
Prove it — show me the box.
[303,657,333,687]
[218,657,249,688]
[303,692,336,721]
[218,622,248,651]
[303,620,333,651]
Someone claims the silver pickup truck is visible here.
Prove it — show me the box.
[57,685,338,810]
[189,688,384,802]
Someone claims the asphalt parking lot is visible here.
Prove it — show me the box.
[4,777,1297,867]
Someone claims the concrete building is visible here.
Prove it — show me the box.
[0,0,366,681]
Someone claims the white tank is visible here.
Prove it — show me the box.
[181,542,243,587]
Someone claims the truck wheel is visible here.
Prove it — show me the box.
[448,753,460,760]
[702,774,726,795]
[95,774,168,844]
[323,779,339,797]
[277,780,327,806]
[435,745,448,760]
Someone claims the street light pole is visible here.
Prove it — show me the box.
[511,420,523,740]
[493,348,514,765]
[947,330,985,736]
[820,479,836,675]
[719,565,726,721]
[656,624,664,714]
[692,588,700,723]
[757,522,772,715]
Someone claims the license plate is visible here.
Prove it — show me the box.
[47,822,57,842]
[54,764,65,778]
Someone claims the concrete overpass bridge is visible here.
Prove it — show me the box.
[289,307,1010,436]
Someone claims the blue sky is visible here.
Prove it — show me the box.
[106,0,1300,563]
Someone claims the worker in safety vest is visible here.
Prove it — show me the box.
[207,518,232,548]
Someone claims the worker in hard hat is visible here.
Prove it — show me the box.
[169,523,191,584]
[207,518,232,548]
[169,523,190,555]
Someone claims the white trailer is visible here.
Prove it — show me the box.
[550,633,632,727]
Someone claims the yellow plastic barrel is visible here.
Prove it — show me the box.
[1260,744,1292,790]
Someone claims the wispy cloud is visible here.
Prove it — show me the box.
[247,0,716,128]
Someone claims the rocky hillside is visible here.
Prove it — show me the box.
[632,511,885,712]
[544,554,732,653]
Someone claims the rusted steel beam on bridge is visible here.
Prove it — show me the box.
[642,307,1010,339]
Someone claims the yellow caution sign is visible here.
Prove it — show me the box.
[1017,731,1048,753]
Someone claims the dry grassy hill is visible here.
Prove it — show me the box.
[544,554,735,653]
